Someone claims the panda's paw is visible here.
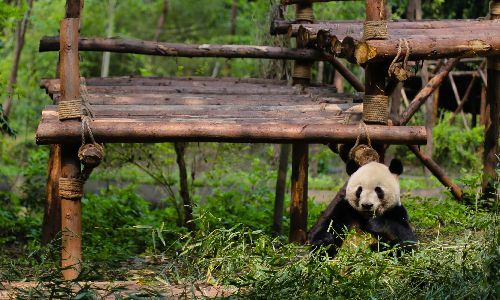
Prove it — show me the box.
[310,231,335,248]
[365,217,389,235]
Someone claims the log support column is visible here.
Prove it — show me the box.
[482,1,500,203]
[289,3,313,243]
[60,17,83,280]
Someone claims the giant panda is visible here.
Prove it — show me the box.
[310,158,417,258]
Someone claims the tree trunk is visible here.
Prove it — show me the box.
[406,0,415,20]
[173,142,195,232]
[151,0,169,65]
[4,0,33,116]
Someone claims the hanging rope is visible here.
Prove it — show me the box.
[349,121,380,166]
[80,77,95,118]
[363,20,389,40]
[362,94,388,124]
[388,38,411,81]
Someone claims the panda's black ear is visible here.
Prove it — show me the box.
[346,159,359,176]
[389,158,404,175]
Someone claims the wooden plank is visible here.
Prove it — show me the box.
[289,143,308,244]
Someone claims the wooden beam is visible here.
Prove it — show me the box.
[39,36,332,61]
[36,117,428,145]
[289,143,308,244]
[447,72,469,130]
[408,145,465,203]
[41,144,61,246]
[401,58,461,125]
[327,57,365,92]
[273,144,291,238]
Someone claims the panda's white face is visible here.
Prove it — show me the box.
[346,162,401,218]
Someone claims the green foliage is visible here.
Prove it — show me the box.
[82,185,186,260]
[0,104,16,138]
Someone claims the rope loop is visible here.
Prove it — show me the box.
[59,178,85,200]
[79,115,104,157]
[363,20,389,40]
[388,38,411,81]
[348,121,380,166]
[362,94,388,124]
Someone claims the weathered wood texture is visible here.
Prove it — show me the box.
[59,18,82,281]
[271,19,498,36]
[401,58,461,125]
[273,144,291,238]
[36,76,427,145]
[282,0,361,4]
[39,36,332,61]
[289,144,308,244]
[408,145,465,202]
[41,144,61,246]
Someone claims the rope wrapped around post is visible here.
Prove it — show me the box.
[59,177,85,199]
[295,3,314,23]
[490,1,500,15]
[363,20,389,40]
[363,94,389,124]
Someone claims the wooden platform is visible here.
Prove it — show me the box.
[36,76,427,145]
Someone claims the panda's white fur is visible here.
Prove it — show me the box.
[346,161,401,219]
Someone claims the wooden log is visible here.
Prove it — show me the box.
[341,36,360,64]
[448,73,469,130]
[39,36,332,61]
[289,143,308,244]
[276,19,500,36]
[449,74,480,125]
[355,33,500,64]
[401,58,461,125]
[308,182,347,240]
[273,144,291,238]
[327,57,365,92]
[282,0,361,4]
[59,18,82,281]
[297,25,319,48]
[36,116,427,144]
[41,144,61,246]
[407,145,465,203]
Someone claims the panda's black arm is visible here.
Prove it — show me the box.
[309,199,361,257]
[364,204,417,252]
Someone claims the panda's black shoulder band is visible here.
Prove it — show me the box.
[389,159,404,175]
[346,159,359,176]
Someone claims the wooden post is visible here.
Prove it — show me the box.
[289,3,313,244]
[289,143,308,244]
[273,144,291,238]
[41,144,61,246]
[482,2,500,202]
[364,0,388,161]
[60,18,82,280]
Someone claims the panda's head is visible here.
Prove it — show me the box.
[345,158,404,219]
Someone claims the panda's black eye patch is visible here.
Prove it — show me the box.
[375,187,384,199]
[356,186,362,199]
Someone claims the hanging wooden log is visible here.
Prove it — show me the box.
[39,36,332,61]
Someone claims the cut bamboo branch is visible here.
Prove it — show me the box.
[449,75,478,125]
[407,145,465,203]
[401,58,461,125]
[448,72,469,130]
[39,36,332,61]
